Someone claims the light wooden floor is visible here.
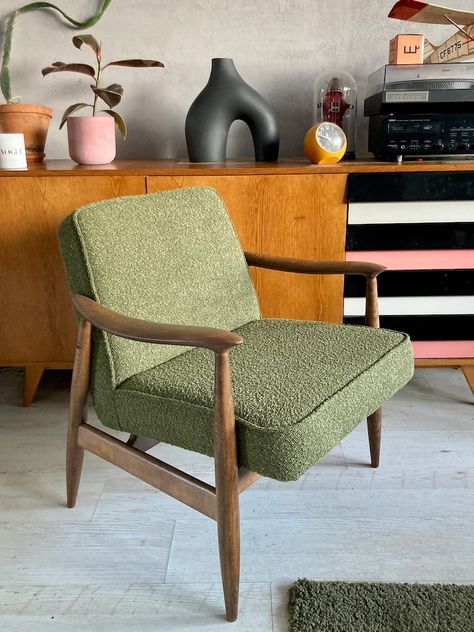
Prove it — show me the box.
[0,367,473,631]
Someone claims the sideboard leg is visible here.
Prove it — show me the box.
[23,365,45,407]
[462,366,474,398]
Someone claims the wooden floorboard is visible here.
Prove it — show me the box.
[0,584,272,631]
[0,520,175,585]
[0,366,473,630]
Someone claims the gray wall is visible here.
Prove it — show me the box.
[2,0,471,159]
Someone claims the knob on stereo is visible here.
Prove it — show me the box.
[368,111,474,159]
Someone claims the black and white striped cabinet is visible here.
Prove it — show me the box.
[345,171,474,392]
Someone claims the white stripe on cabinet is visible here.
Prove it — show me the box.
[344,295,474,317]
[348,201,474,226]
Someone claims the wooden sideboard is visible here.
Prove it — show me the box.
[0,159,472,405]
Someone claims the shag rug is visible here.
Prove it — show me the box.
[288,579,474,632]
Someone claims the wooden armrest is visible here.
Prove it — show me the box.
[72,295,243,353]
[245,252,386,277]
[244,251,383,329]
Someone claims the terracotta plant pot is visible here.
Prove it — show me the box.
[0,103,52,163]
[67,116,116,165]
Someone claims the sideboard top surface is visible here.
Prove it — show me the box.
[4,158,474,177]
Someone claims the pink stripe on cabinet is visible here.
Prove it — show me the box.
[346,250,474,270]
[412,341,474,358]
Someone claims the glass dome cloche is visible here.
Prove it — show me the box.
[313,70,357,159]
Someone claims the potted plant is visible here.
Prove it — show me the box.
[0,1,112,162]
[42,34,164,165]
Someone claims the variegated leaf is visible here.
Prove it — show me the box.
[72,34,101,60]
[92,85,123,108]
[103,59,164,69]
[59,103,92,129]
[42,63,95,77]
[103,109,127,139]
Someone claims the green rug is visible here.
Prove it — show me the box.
[288,579,474,632]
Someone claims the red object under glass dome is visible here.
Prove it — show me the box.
[314,70,357,159]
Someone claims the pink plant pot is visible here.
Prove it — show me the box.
[67,115,116,165]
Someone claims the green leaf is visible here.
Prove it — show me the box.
[0,64,12,103]
[91,84,123,108]
[59,102,92,129]
[73,34,101,60]
[1,1,112,101]
[42,63,95,77]
[103,59,164,69]
[16,1,113,28]
[1,14,16,101]
[103,83,123,95]
[103,109,127,139]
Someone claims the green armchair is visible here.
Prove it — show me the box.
[58,186,414,622]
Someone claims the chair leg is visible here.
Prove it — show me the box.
[66,319,92,508]
[216,477,240,622]
[66,429,85,508]
[214,351,240,622]
[367,407,382,468]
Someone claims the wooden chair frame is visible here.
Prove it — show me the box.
[66,252,385,622]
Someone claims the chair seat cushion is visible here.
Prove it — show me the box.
[114,319,413,481]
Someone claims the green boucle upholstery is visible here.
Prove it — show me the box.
[116,319,413,481]
[58,186,414,482]
[58,187,260,422]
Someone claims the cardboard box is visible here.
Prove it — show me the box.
[389,34,424,64]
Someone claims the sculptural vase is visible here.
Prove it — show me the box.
[185,58,279,162]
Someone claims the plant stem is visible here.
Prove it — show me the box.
[92,57,102,116]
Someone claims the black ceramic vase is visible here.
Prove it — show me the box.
[185,58,279,162]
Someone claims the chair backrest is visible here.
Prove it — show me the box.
[59,187,260,388]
